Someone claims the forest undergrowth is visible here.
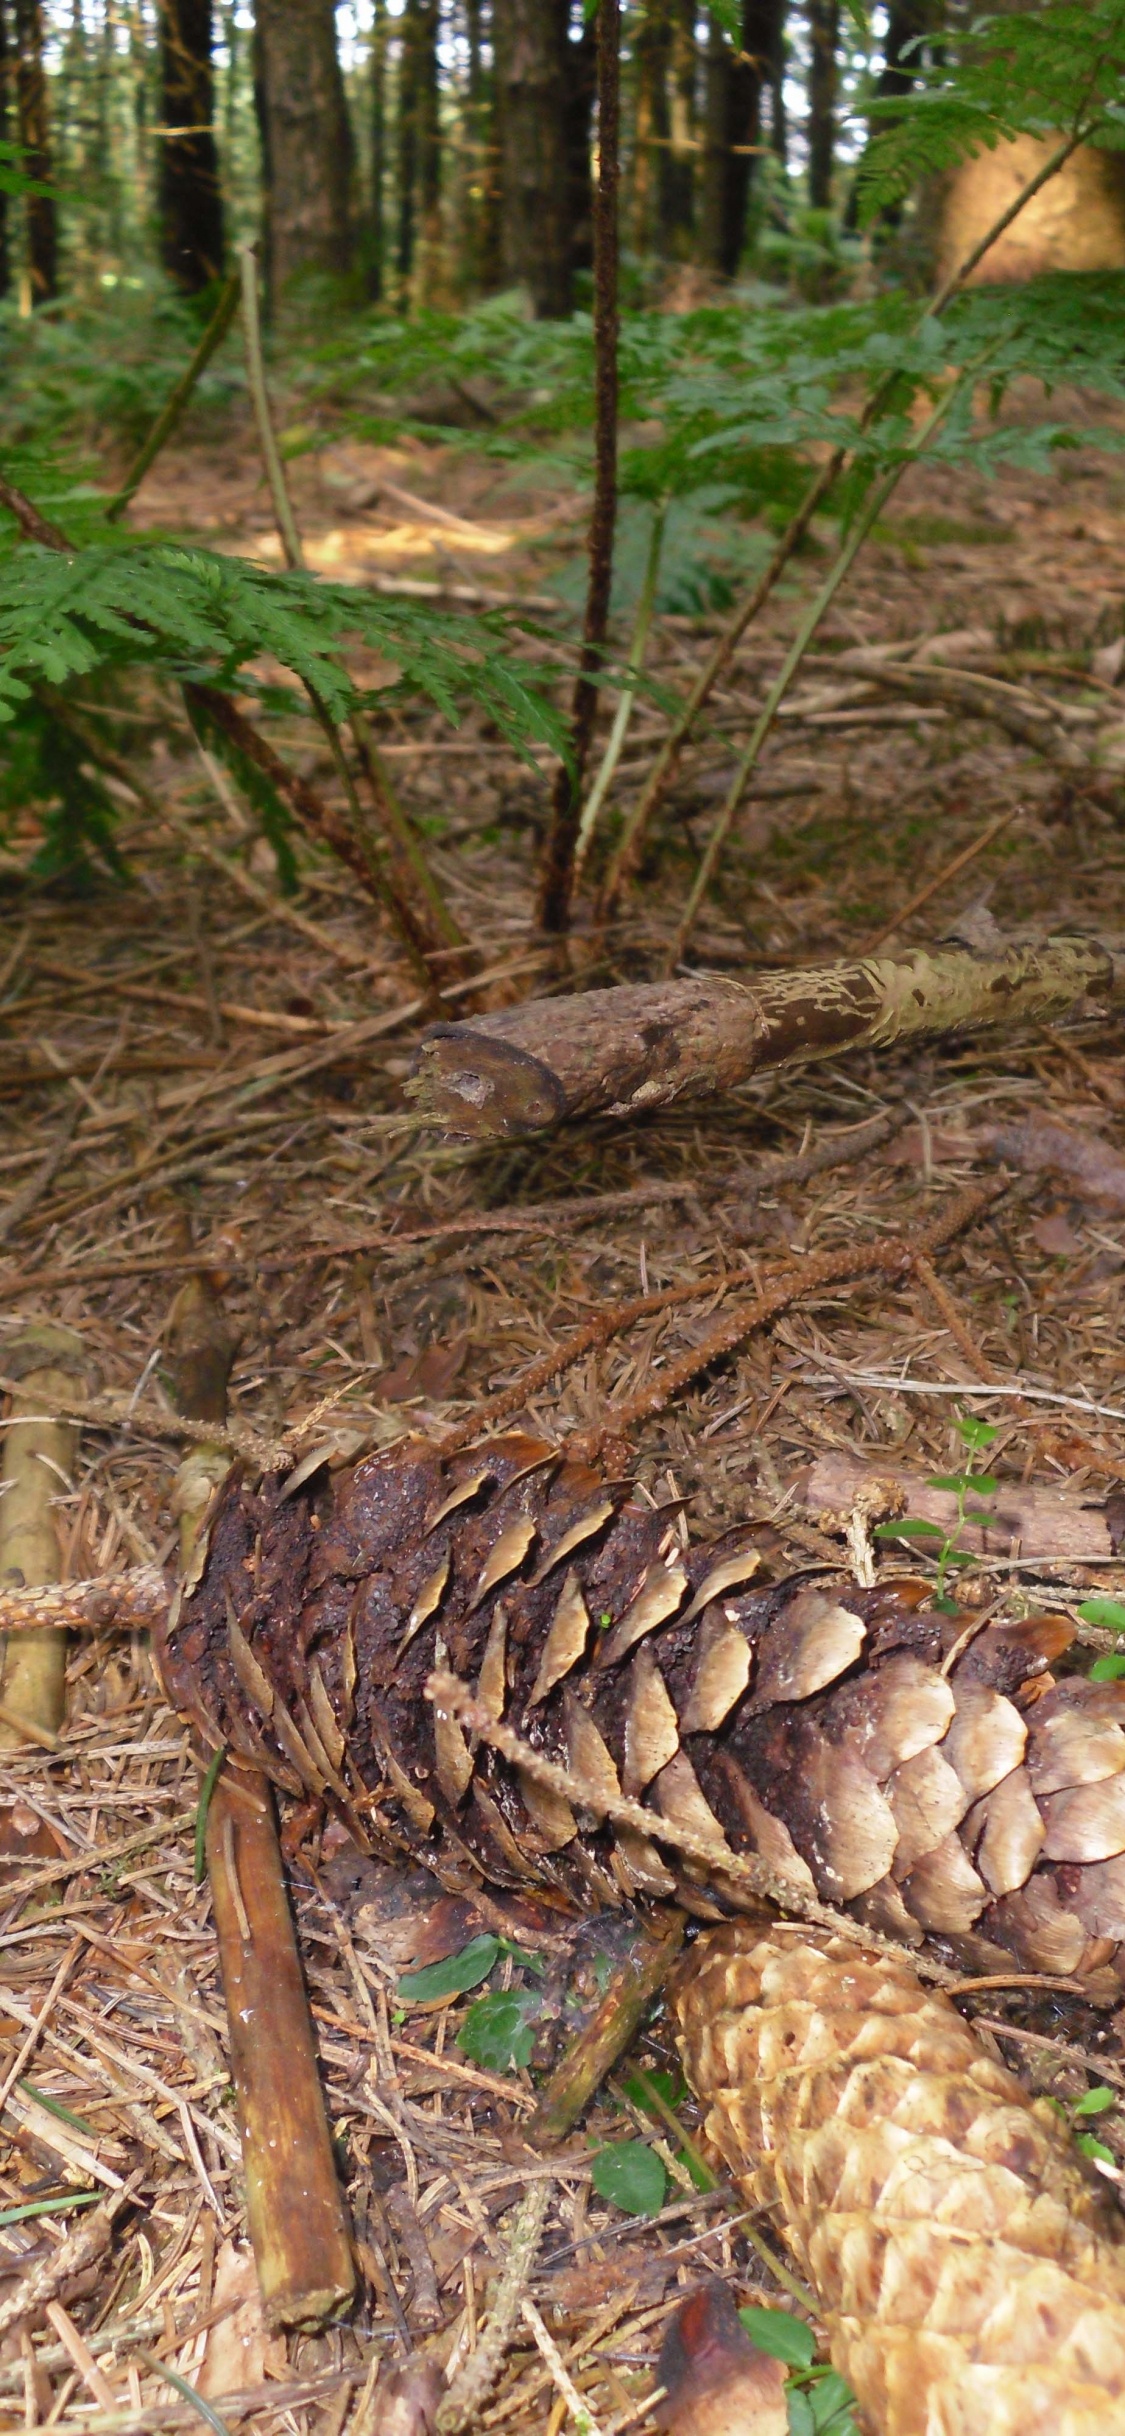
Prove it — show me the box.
[3,290,1125,2433]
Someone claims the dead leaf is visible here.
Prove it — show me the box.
[198,2241,285,2396]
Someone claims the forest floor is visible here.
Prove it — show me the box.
[4,375,1125,2436]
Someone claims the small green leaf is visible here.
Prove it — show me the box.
[739,2307,816,2369]
[927,1473,972,1494]
[1073,2085,1116,2117]
[804,2370,861,2435]
[1078,1599,1125,1632]
[590,2140,667,2216]
[873,1517,943,1539]
[18,2081,97,2138]
[1076,2132,1115,2164]
[956,1416,998,1448]
[1090,1655,1125,1682]
[457,1989,540,2072]
[622,2067,684,2116]
[788,2391,817,2436]
[397,1934,499,2003]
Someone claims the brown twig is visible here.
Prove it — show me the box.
[165,1263,356,2331]
[568,1178,1001,1459]
[535,0,620,934]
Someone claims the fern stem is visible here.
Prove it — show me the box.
[599,106,1108,925]
[574,504,665,881]
[670,355,988,967]
[104,269,241,525]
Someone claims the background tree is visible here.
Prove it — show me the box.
[700,0,782,280]
[0,0,10,299]
[492,0,577,316]
[806,0,839,210]
[254,0,353,308]
[13,0,55,301]
[159,0,224,292]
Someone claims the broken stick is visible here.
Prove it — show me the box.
[164,1268,356,2331]
[409,931,1121,1140]
[0,1324,89,1749]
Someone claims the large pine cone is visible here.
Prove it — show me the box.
[671,1925,1125,2436]
[156,1431,1125,1987]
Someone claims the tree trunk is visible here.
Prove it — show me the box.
[12,0,56,303]
[806,0,838,210]
[665,0,696,253]
[409,932,1122,1139]
[413,0,441,302]
[253,0,353,306]
[159,0,224,292]
[631,0,672,260]
[396,0,418,292]
[700,0,777,279]
[0,0,9,300]
[492,0,574,315]
[563,1,596,283]
[367,0,386,300]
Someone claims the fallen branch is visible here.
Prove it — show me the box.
[0,1325,89,1750]
[410,932,1120,1141]
[801,1448,1124,1564]
[165,1266,356,2332]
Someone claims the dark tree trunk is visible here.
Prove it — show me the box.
[396,0,418,291]
[806,0,839,210]
[700,0,778,278]
[159,0,224,292]
[665,0,696,252]
[368,0,386,298]
[253,0,353,305]
[492,0,574,316]
[631,0,672,260]
[0,0,10,300]
[563,2,596,282]
[463,0,502,292]
[13,0,56,302]
[414,0,441,297]
[768,0,787,164]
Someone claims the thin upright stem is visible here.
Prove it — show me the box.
[574,503,665,878]
[535,0,620,935]
[105,270,241,523]
[238,241,304,571]
[599,107,1107,922]
[670,357,988,965]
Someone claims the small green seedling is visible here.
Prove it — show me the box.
[739,2309,861,2436]
[874,1413,999,1611]
[1078,1598,1125,1682]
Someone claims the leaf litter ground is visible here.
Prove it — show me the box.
[4,376,1125,2436]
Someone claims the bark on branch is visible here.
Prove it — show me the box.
[409,932,1122,1140]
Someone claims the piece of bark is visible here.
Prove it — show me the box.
[408,933,1121,1140]
[976,1113,1125,1213]
[167,1268,355,2332]
[0,1325,89,1747]
[801,1449,1122,1563]
[672,1925,1125,2436]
